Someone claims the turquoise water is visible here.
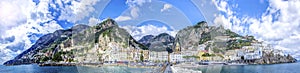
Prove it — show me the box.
[0,64,155,73]
[195,62,300,73]
[1,62,299,73]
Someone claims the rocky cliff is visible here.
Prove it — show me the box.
[173,21,240,52]
[4,18,147,65]
[174,21,296,64]
[253,51,297,64]
[138,33,174,52]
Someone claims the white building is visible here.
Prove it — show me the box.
[214,36,230,41]
[225,50,241,61]
[198,44,206,50]
[181,50,198,62]
[149,51,168,62]
[170,53,183,63]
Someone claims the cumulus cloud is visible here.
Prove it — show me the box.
[0,0,34,33]
[161,3,172,12]
[117,0,193,30]
[0,0,110,64]
[88,17,101,26]
[213,0,300,59]
[121,24,177,40]
[130,7,140,18]
[123,0,152,20]
[126,0,152,7]
[58,0,100,23]
[115,16,132,22]
[0,0,55,56]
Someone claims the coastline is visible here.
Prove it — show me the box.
[37,62,160,69]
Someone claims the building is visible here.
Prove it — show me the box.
[198,44,206,50]
[224,50,240,61]
[181,50,199,62]
[169,53,183,63]
[197,50,212,61]
[241,45,263,60]
[149,51,168,62]
[214,36,230,41]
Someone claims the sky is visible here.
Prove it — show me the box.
[0,0,300,64]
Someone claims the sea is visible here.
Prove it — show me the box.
[1,62,300,73]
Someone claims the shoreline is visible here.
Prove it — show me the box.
[4,60,297,67]
[37,62,160,69]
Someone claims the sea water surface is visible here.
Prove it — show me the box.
[1,62,300,73]
[0,64,155,73]
[194,62,300,73]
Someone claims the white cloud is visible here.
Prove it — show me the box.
[0,0,111,64]
[0,0,65,64]
[121,24,177,40]
[115,16,132,22]
[161,3,172,12]
[88,17,101,26]
[58,0,100,23]
[0,0,34,33]
[126,0,152,7]
[213,0,300,58]
[117,0,193,30]
[130,7,140,18]
[125,0,153,19]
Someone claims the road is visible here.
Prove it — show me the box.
[163,64,173,73]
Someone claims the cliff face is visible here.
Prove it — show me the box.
[138,35,154,46]
[138,33,174,52]
[4,19,146,65]
[173,21,238,51]
[173,21,296,64]
[4,25,91,65]
[253,52,297,64]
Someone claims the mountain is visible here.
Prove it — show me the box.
[173,21,296,64]
[138,33,174,52]
[4,18,147,65]
[138,35,154,46]
[173,21,243,52]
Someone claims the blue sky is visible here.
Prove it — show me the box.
[0,0,300,64]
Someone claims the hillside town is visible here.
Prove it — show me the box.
[3,19,296,73]
[79,35,289,65]
[44,34,291,67]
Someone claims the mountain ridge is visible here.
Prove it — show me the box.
[4,18,147,65]
[138,33,174,52]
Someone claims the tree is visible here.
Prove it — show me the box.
[140,55,144,62]
[140,51,144,62]
[53,52,63,62]
[41,56,49,62]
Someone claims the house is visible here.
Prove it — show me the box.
[214,36,230,41]
[198,44,206,50]
[197,50,212,61]
[149,51,168,62]
[181,50,199,62]
[169,53,183,63]
[224,50,240,61]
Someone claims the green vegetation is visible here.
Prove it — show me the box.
[199,32,212,44]
[194,21,207,28]
[227,39,251,50]
[225,29,241,38]
[40,56,49,62]
[140,51,144,62]
[246,35,255,41]
[202,53,216,57]
[41,49,48,53]
[52,51,63,62]
[183,55,200,59]
[212,47,223,53]
[102,29,112,37]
